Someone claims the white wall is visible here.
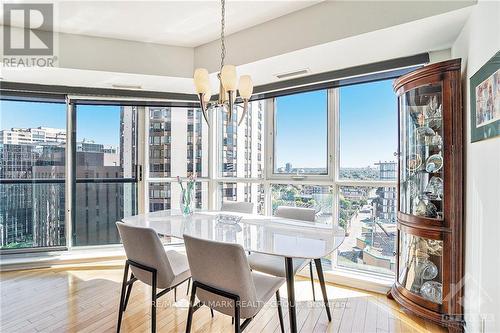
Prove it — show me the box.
[451,1,500,332]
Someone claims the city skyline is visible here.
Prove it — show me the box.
[1,80,397,169]
[0,101,121,147]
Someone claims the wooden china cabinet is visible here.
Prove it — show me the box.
[390,59,464,332]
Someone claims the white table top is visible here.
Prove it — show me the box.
[121,210,345,259]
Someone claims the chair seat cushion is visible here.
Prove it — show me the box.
[252,272,285,307]
[165,250,191,288]
[197,271,284,318]
[248,253,308,278]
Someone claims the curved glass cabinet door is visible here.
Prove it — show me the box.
[399,83,444,220]
[398,231,443,304]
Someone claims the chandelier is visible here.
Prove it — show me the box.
[193,0,253,127]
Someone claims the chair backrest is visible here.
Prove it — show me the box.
[116,222,175,288]
[275,206,316,222]
[183,234,258,318]
[221,201,254,214]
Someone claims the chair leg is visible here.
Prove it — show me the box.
[232,317,234,325]
[210,308,214,317]
[151,272,157,333]
[234,303,241,333]
[185,284,197,333]
[186,277,191,296]
[276,290,285,333]
[116,261,129,333]
[309,261,316,301]
[174,287,177,302]
[123,274,135,311]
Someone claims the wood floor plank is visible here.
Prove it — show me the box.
[0,262,446,333]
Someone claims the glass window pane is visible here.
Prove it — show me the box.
[1,100,66,179]
[76,105,137,179]
[149,181,208,212]
[219,182,265,215]
[270,184,333,224]
[219,100,265,178]
[74,182,137,246]
[337,185,397,275]
[74,104,139,246]
[1,100,66,250]
[274,90,328,175]
[0,183,65,249]
[339,80,397,180]
[148,107,208,178]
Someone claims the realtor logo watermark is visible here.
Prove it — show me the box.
[3,3,57,67]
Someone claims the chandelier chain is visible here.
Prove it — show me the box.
[220,0,226,71]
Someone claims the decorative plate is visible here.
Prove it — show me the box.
[425,154,443,173]
[407,153,422,172]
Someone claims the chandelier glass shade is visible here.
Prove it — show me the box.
[193,0,253,127]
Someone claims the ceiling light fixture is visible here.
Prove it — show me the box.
[193,0,253,127]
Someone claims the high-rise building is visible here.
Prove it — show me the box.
[220,101,265,214]
[375,160,397,180]
[0,127,66,145]
[147,106,209,212]
[0,114,133,248]
[374,161,397,223]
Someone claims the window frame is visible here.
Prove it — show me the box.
[0,98,68,254]
[267,90,336,182]
[1,65,411,281]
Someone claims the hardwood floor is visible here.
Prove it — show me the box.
[0,261,446,333]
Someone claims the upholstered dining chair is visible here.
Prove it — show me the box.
[183,234,286,333]
[221,201,254,214]
[116,222,191,333]
[247,206,318,301]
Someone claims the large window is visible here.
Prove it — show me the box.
[73,104,138,246]
[337,79,398,275]
[337,185,396,275]
[1,73,400,284]
[273,90,328,175]
[339,80,397,181]
[0,100,67,250]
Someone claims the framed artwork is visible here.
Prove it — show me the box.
[470,51,500,143]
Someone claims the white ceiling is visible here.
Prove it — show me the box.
[0,6,471,94]
[1,0,321,47]
[0,1,475,93]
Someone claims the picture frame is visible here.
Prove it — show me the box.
[470,51,500,143]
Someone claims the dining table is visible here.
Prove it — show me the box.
[121,210,345,333]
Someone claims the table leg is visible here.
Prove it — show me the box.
[314,258,332,321]
[285,257,297,333]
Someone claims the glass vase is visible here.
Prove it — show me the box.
[180,188,194,216]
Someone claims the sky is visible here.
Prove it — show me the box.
[275,90,328,169]
[0,101,121,146]
[275,79,397,168]
[1,79,397,168]
[339,79,398,168]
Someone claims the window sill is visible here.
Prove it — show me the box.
[297,267,394,295]
[0,244,183,271]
